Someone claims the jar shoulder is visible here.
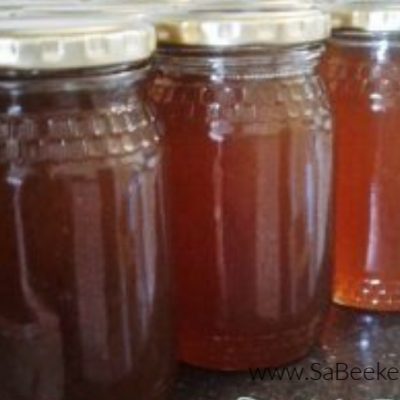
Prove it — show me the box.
[0,87,160,164]
[322,46,400,101]
[147,72,332,138]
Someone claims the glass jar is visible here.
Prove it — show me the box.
[147,7,333,370]
[0,17,172,400]
[322,3,400,311]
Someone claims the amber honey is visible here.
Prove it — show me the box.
[324,36,400,311]
[148,43,333,369]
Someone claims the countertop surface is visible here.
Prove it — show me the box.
[174,306,400,400]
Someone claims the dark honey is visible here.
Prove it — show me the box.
[0,67,173,400]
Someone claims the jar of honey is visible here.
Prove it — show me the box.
[147,6,333,370]
[323,3,400,311]
[0,16,172,400]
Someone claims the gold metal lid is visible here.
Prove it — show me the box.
[10,0,186,12]
[331,1,400,33]
[155,6,331,47]
[0,15,156,70]
[4,1,177,23]
[181,0,317,12]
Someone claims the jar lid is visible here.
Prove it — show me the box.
[181,0,316,12]
[154,5,331,47]
[5,1,180,27]
[331,1,400,33]
[0,15,156,70]
[15,2,165,17]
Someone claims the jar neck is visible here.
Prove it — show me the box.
[155,44,324,80]
[0,62,149,94]
[328,32,400,65]
[0,62,150,117]
[331,31,400,48]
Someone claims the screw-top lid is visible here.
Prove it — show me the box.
[0,15,156,70]
[331,1,400,33]
[154,3,331,47]
[2,0,182,21]
[181,0,317,12]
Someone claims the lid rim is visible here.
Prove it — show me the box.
[155,9,331,47]
[0,16,156,70]
[332,3,400,33]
